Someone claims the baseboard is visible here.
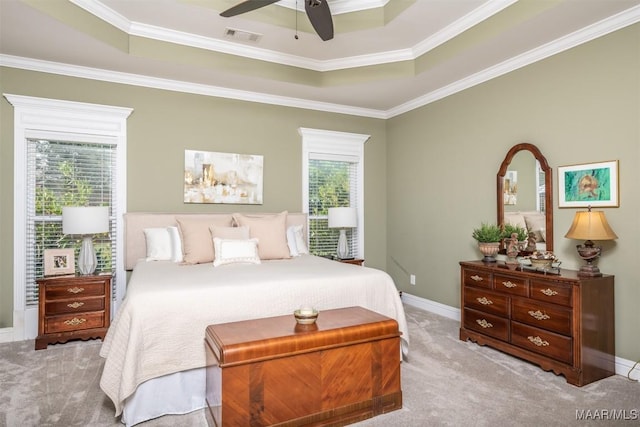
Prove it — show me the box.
[0,327,14,343]
[401,292,640,380]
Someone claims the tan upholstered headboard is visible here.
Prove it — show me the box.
[124,212,308,270]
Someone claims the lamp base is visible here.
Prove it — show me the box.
[78,235,98,275]
[575,241,603,277]
[336,229,350,260]
[577,263,602,277]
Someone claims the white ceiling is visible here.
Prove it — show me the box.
[1,0,639,118]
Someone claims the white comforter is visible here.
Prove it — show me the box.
[99,255,409,416]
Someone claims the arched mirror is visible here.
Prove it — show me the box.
[497,143,553,253]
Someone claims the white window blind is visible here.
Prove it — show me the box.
[25,139,117,305]
[308,155,359,257]
[536,160,546,212]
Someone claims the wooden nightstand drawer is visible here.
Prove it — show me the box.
[45,312,105,334]
[36,274,111,350]
[530,280,572,307]
[511,322,572,364]
[463,308,509,341]
[511,298,571,336]
[464,286,509,317]
[494,274,528,297]
[463,269,492,289]
[45,297,105,315]
[44,282,106,300]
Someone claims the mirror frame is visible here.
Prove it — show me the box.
[497,143,553,252]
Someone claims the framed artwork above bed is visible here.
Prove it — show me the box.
[183,150,263,204]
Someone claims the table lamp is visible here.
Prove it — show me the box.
[62,206,109,275]
[564,206,617,277]
[328,207,357,260]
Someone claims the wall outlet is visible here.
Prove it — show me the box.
[410,274,416,285]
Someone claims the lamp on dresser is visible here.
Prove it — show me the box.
[62,206,109,275]
[564,206,617,277]
[328,207,357,260]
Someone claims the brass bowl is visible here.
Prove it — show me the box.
[529,258,554,269]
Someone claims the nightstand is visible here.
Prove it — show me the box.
[35,274,111,350]
[337,258,364,266]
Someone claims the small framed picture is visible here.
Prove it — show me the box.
[558,160,619,208]
[44,248,75,276]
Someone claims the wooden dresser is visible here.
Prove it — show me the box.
[35,274,111,350]
[459,260,614,386]
[205,306,401,426]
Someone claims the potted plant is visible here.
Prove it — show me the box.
[472,222,502,262]
[501,224,527,242]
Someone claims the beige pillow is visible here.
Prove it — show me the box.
[504,213,527,230]
[210,226,250,240]
[524,214,546,242]
[176,216,233,264]
[232,211,291,260]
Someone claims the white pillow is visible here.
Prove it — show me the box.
[286,225,300,257]
[167,226,183,262]
[293,225,309,255]
[213,238,261,267]
[143,228,172,261]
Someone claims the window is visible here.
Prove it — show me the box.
[5,94,131,341]
[300,128,369,258]
[26,139,116,305]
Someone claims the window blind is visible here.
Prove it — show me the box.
[25,139,117,305]
[307,156,359,257]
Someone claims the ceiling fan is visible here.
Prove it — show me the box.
[220,0,334,41]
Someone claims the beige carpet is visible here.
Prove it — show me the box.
[1,304,637,427]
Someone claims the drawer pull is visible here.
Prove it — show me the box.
[476,319,493,329]
[64,317,86,326]
[67,302,84,309]
[476,297,493,305]
[67,287,85,294]
[470,275,483,282]
[527,336,549,347]
[502,281,517,288]
[528,310,551,321]
[540,288,558,296]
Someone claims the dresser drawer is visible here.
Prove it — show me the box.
[463,308,509,341]
[45,312,105,334]
[44,282,106,300]
[463,269,492,289]
[494,274,529,297]
[511,322,572,364]
[464,286,509,317]
[530,280,572,307]
[511,299,572,336]
[45,297,105,315]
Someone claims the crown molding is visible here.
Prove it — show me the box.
[2,4,638,120]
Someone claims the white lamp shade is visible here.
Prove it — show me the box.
[62,206,110,235]
[328,207,357,229]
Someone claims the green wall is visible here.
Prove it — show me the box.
[1,23,638,363]
[0,69,387,328]
[387,24,640,361]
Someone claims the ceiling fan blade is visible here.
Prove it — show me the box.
[305,0,334,41]
[220,0,280,18]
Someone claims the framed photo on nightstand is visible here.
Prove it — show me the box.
[43,248,75,276]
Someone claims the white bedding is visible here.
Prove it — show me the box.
[99,255,409,417]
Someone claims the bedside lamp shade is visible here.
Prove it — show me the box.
[564,208,617,277]
[62,206,109,275]
[328,207,357,260]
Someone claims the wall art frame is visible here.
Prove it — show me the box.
[558,160,619,208]
[183,150,264,204]
[44,248,75,276]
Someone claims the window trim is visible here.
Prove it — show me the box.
[4,94,132,341]
[299,127,369,258]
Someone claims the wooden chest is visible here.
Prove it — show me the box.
[459,260,615,386]
[205,306,402,427]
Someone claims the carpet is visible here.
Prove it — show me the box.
[1,304,637,426]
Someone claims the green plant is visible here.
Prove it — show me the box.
[472,223,503,243]
[501,223,527,241]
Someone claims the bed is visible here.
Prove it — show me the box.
[99,211,409,426]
